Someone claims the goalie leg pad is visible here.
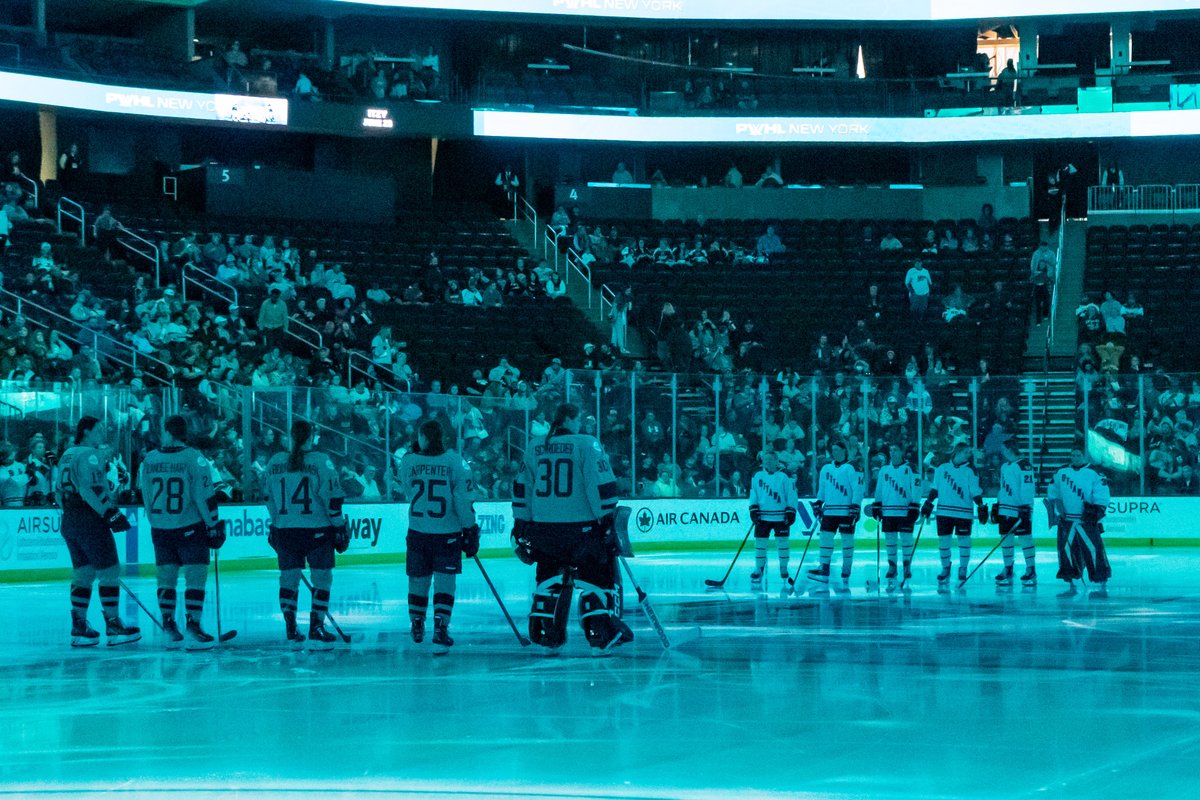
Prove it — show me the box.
[1072,521,1112,583]
[577,579,621,650]
[529,569,573,649]
[1056,522,1081,580]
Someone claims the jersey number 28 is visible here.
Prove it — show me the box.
[150,477,185,515]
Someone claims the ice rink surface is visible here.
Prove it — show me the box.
[3,546,1200,800]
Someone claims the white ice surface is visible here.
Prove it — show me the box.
[2,547,1200,799]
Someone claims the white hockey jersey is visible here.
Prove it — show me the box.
[513,433,618,524]
[1047,464,1110,521]
[930,462,982,520]
[750,469,798,522]
[817,461,863,517]
[874,463,919,517]
[997,459,1035,517]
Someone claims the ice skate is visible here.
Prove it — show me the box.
[1056,581,1078,598]
[957,565,968,584]
[410,617,425,644]
[432,619,454,655]
[1089,582,1109,600]
[308,622,337,651]
[162,618,184,648]
[936,565,951,585]
[1020,568,1037,587]
[185,619,216,651]
[749,569,763,583]
[104,616,141,647]
[284,612,305,650]
[807,564,830,584]
[885,561,898,580]
[994,566,1014,586]
[70,615,100,648]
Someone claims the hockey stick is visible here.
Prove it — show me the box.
[473,555,532,646]
[212,550,237,643]
[299,572,357,644]
[898,516,928,591]
[619,555,670,649]
[958,529,1013,589]
[117,579,165,632]
[704,523,754,588]
[787,523,819,590]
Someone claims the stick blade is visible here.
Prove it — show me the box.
[703,579,726,588]
[219,630,238,643]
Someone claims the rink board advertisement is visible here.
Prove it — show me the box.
[0,498,1194,579]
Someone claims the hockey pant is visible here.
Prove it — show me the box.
[1056,520,1111,583]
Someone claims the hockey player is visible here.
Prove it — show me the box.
[266,420,348,649]
[870,444,920,585]
[57,416,140,647]
[992,450,1036,587]
[511,402,632,655]
[399,419,479,654]
[809,441,863,588]
[1047,447,1111,596]
[748,449,799,583]
[138,415,225,650]
[921,443,987,586]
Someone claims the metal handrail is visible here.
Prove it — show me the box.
[544,225,561,270]
[115,225,162,286]
[56,197,85,246]
[516,195,538,241]
[506,424,528,462]
[347,351,406,393]
[564,247,593,307]
[252,393,390,460]
[1087,182,1200,213]
[285,315,323,351]
[599,283,616,323]
[17,172,36,209]
[182,263,238,309]
[0,286,177,382]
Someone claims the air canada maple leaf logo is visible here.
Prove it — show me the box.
[636,508,654,533]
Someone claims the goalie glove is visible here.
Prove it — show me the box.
[461,524,481,558]
[1082,502,1106,525]
[976,502,989,525]
[333,523,350,554]
[511,519,535,565]
[920,498,935,521]
[103,508,131,533]
[869,501,883,521]
[207,520,227,550]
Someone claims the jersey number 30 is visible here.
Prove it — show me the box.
[535,458,573,498]
[150,477,185,515]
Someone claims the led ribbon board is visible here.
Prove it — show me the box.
[329,0,1200,22]
[473,108,1200,144]
[0,70,288,125]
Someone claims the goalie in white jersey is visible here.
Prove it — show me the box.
[991,451,1037,587]
[921,443,987,586]
[512,403,632,654]
[1047,447,1111,595]
[870,445,920,584]
[809,441,863,587]
[749,449,799,582]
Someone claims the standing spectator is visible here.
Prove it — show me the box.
[724,163,744,188]
[612,162,634,184]
[223,40,249,88]
[256,288,288,348]
[495,166,520,211]
[58,143,83,190]
[905,259,933,318]
[1030,240,1056,276]
[610,287,632,355]
[92,206,122,264]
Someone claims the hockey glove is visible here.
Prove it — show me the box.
[103,508,132,533]
[1018,506,1032,525]
[906,504,921,525]
[749,504,761,524]
[207,520,227,550]
[811,499,824,522]
[976,502,989,525]
[848,505,861,525]
[870,501,883,521]
[1082,502,1106,525]
[511,519,536,565]
[989,503,1000,525]
[920,499,935,521]
[784,507,797,527]
[333,523,350,554]
[461,524,481,558]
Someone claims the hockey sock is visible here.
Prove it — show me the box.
[777,537,790,575]
[957,535,972,571]
[408,575,432,621]
[900,532,914,565]
[819,531,834,567]
[182,565,206,621]
[310,568,333,620]
[1002,535,1015,568]
[70,584,92,620]
[1018,535,1036,568]
[885,532,898,564]
[184,589,205,623]
[97,565,120,620]
[433,573,457,624]
[938,534,952,567]
[754,539,767,573]
[279,588,299,615]
[841,535,855,577]
[157,587,177,621]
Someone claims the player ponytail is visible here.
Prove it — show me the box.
[418,419,446,456]
[74,416,100,444]
[287,419,314,472]
[548,403,580,440]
